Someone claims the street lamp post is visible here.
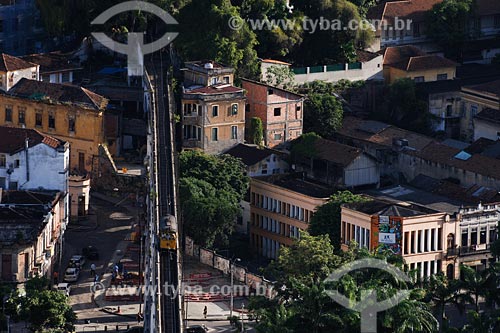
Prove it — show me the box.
[230,258,241,318]
[240,303,245,332]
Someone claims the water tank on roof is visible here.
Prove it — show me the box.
[204,62,214,69]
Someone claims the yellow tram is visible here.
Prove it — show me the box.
[159,215,177,251]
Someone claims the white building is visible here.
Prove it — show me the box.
[0,53,39,92]
[0,126,69,192]
[292,51,383,84]
[225,143,290,234]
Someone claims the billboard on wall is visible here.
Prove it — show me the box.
[371,215,403,254]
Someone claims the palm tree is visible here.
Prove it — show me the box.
[461,309,500,333]
[459,265,489,313]
[425,273,468,332]
[383,297,438,333]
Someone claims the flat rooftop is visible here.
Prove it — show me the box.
[363,185,462,214]
[345,196,440,217]
[254,174,334,198]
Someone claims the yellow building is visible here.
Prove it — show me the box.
[0,78,114,173]
[182,85,246,154]
[382,46,457,84]
[249,174,332,259]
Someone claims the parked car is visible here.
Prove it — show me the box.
[69,255,86,268]
[64,267,80,282]
[82,246,99,260]
[185,325,208,333]
[55,283,71,297]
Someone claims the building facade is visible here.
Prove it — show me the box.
[0,190,66,283]
[0,78,113,173]
[182,85,245,154]
[249,174,332,259]
[341,199,454,279]
[242,78,304,148]
[461,80,500,141]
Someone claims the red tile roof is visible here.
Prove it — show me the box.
[383,46,426,65]
[383,46,456,71]
[20,52,81,74]
[0,126,64,154]
[406,142,500,179]
[7,78,108,111]
[0,54,37,72]
[378,0,443,22]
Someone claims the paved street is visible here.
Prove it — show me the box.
[61,195,143,332]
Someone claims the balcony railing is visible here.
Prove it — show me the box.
[446,244,491,258]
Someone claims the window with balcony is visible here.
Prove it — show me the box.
[480,226,487,244]
[18,108,25,125]
[461,229,468,247]
[231,103,238,115]
[68,116,75,132]
[471,227,477,246]
[35,111,42,127]
[48,113,55,129]
[5,106,12,122]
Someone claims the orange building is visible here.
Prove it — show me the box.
[249,174,332,259]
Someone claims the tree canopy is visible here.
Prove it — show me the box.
[376,78,432,135]
[309,191,368,250]
[179,150,249,247]
[175,0,260,79]
[426,0,473,60]
[304,93,344,138]
[252,233,438,333]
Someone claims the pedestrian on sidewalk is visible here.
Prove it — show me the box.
[203,306,207,319]
[90,263,96,277]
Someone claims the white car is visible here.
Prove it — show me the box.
[64,268,80,282]
[70,255,86,268]
[55,283,71,297]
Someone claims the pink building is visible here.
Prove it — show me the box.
[241,78,304,148]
